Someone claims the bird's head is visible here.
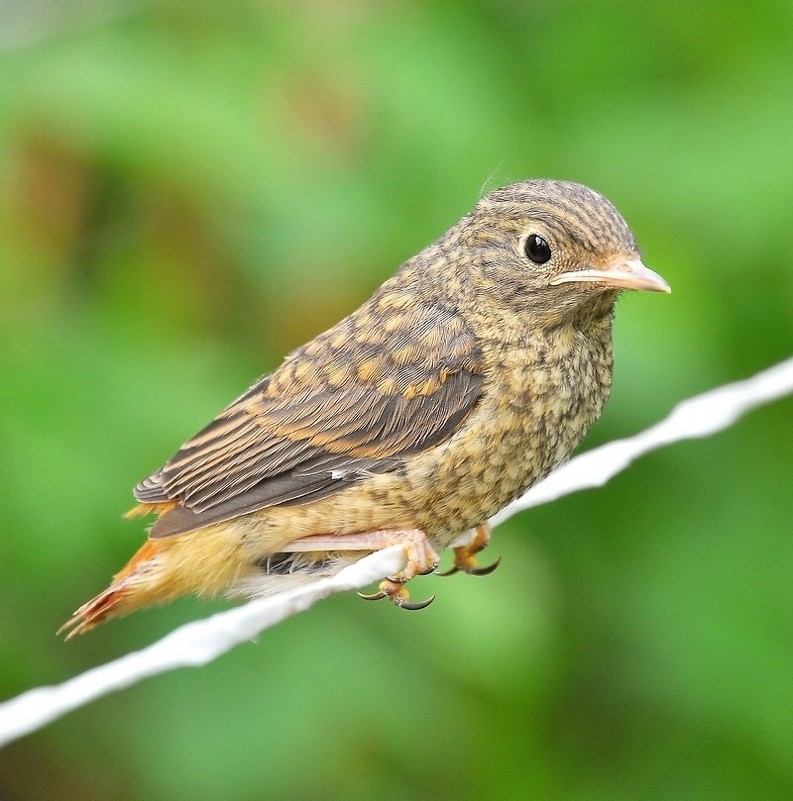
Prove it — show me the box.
[457,179,670,326]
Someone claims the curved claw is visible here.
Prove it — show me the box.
[417,563,438,576]
[436,555,501,577]
[357,590,387,601]
[395,594,435,611]
[468,556,501,576]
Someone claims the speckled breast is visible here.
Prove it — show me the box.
[403,329,614,546]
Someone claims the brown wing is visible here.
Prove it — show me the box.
[135,300,485,538]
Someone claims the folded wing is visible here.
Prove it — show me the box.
[134,302,485,537]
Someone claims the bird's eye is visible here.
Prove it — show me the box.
[524,234,552,264]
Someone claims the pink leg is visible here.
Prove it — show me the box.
[281,529,439,610]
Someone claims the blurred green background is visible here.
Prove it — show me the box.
[1,1,792,799]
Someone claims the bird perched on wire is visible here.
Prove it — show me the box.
[62,179,669,637]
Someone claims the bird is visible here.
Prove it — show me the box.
[61,179,669,637]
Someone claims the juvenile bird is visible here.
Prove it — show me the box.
[62,179,669,636]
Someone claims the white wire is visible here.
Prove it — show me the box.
[1,356,791,748]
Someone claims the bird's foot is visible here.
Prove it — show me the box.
[437,523,500,577]
[282,528,438,610]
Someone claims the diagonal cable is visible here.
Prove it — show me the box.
[1,356,791,748]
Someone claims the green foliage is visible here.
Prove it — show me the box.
[1,1,791,799]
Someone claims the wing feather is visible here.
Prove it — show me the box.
[136,301,485,537]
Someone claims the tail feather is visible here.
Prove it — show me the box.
[59,586,130,638]
[61,518,248,637]
[60,540,163,639]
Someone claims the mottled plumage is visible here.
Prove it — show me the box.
[63,179,669,636]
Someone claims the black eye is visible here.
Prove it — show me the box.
[524,234,552,264]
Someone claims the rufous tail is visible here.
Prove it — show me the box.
[61,513,247,638]
[59,540,166,639]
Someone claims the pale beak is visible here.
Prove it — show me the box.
[549,258,671,293]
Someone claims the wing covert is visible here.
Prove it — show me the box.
[135,301,484,537]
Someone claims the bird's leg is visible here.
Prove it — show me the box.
[280,529,439,610]
[437,523,500,577]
